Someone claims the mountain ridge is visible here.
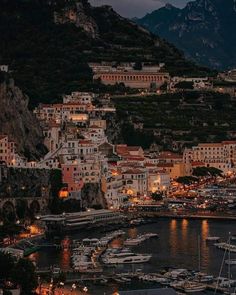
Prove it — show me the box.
[136,0,236,69]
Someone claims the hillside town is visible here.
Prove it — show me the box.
[1,68,236,212]
[1,0,236,294]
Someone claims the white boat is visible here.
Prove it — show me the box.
[194,272,214,283]
[143,233,159,239]
[103,252,152,264]
[226,259,236,265]
[206,236,220,242]
[182,282,206,293]
[124,236,145,246]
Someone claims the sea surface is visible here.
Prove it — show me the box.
[30,218,236,294]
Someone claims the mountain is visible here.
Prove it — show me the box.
[0,72,47,159]
[136,0,236,69]
[0,0,212,107]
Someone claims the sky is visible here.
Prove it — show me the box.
[89,0,188,18]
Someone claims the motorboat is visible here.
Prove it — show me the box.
[182,282,206,293]
[206,236,220,242]
[103,252,152,264]
[124,233,157,246]
[226,259,236,265]
[124,236,145,246]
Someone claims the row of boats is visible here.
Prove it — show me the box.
[71,230,128,272]
[71,230,159,270]
[138,268,236,293]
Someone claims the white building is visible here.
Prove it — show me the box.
[0,65,9,72]
[122,168,148,196]
[183,141,236,175]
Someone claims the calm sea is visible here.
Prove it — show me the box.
[30,218,236,294]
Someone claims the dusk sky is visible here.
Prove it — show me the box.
[89,0,188,17]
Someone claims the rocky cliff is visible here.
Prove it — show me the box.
[81,183,107,208]
[0,74,47,159]
[136,0,236,69]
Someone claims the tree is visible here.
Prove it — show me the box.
[133,62,142,70]
[151,192,163,201]
[175,81,194,90]
[176,176,198,185]
[193,166,222,177]
[12,259,38,294]
[16,200,28,220]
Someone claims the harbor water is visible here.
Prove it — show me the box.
[30,218,236,294]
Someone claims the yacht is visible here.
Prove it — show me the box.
[124,237,145,246]
[206,236,220,242]
[103,252,152,264]
[143,233,159,239]
[182,282,206,293]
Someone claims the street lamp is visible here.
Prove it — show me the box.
[71,283,76,294]
[83,286,88,293]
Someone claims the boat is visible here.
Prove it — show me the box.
[226,259,236,265]
[124,233,157,246]
[103,252,152,264]
[143,233,159,239]
[206,236,220,242]
[194,272,214,283]
[123,237,144,246]
[182,282,206,293]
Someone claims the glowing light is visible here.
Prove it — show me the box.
[59,188,69,199]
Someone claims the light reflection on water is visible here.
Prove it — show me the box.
[169,219,178,257]
[34,218,236,278]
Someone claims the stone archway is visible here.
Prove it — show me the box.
[2,201,15,222]
[29,200,40,214]
[16,199,28,220]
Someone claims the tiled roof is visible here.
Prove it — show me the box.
[123,168,145,174]
[0,135,7,140]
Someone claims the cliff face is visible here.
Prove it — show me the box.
[81,183,107,208]
[0,75,47,159]
[136,0,236,69]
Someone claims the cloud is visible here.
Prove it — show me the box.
[89,0,188,17]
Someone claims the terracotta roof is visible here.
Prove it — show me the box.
[123,168,145,175]
[145,163,157,167]
[222,141,236,145]
[149,169,168,174]
[89,125,102,129]
[79,140,92,144]
[127,146,142,151]
[125,156,145,161]
[198,143,223,147]
[191,161,205,167]
[0,135,7,140]
[156,163,174,168]
[158,151,182,159]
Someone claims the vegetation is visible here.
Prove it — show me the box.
[175,81,194,90]
[192,166,222,177]
[0,252,38,294]
[176,176,199,185]
[0,0,213,107]
[113,91,236,150]
[151,192,163,201]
